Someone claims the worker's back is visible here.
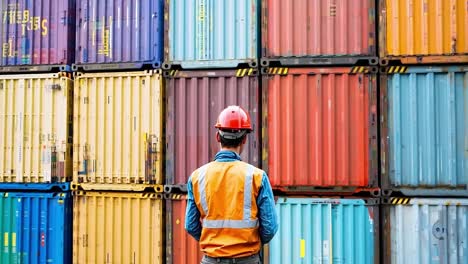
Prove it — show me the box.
[190,159,264,258]
[185,106,277,264]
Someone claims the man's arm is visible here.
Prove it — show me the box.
[185,178,202,241]
[256,172,278,244]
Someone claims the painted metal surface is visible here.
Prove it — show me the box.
[0,73,73,183]
[75,0,164,69]
[73,191,163,264]
[263,67,378,192]
[165,69,260,186]
[381,66,468,196]
[383,198,468,264]
[0,182,70,191]
[165,194,203,264]
[270,197,379,264]
[73,70,163,188]
[0,0,75,67]
[379,0,468,62]
[262,0,376,59]
[165,0,259,68]
[0,192,73,264]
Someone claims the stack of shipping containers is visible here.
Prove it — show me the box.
[261,0,380,263]
[378,0,468,262]
[163,0,261,263]
[0,0,467,263]
[71,0,164,263]
[0,1,75,263]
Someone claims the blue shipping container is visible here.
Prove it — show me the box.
[164,0,259,69]
[0,192,72,264]
[383,197,468,263]
[0,182,71,191]
[269,197,379,264]
[74,0,164,70]
[382,66,468,196]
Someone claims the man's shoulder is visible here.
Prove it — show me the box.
[239,161,266,176]
[189,162,213,181]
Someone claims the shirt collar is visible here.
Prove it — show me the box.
[214,150,242,161]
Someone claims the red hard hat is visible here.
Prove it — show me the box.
[215,106,252,131]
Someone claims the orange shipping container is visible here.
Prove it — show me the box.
[73,191,163,264]
[165,194,203,264]
[379,0,468,63]
[262,67,379,195]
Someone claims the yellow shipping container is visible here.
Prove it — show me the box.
[380,0,468,63]
[73,70,163,191]
[0,72,73,183]
[73,191,163,264]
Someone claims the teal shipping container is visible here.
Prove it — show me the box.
[0,192,72,264]
[269,197,379,264]
[163,0,259,69]
[381,66,468,196]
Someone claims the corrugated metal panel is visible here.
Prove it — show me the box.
[382,66,467,195]
[263,67,378,191]
[165,195,203,264]
[0,192,73,264]
[262,0,376,57]
[270,197,379,264]
[75,0,164,68]
[165,69,260,186]
[0,0,75,66]
[165,0,259,69]
[383,198,468,263]
[73,191,163,264]
[380,0,468,58]
[73,70,163,187]
[0,73,73,183]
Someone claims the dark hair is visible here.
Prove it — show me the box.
[220,134,246,147]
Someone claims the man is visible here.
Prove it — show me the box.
[185,105,278,264]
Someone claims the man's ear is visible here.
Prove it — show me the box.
[216,132,221,143]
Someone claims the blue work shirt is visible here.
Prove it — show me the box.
[185,150,278,244]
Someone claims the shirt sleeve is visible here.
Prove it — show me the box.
[256,172,278,244]
[185,177,202,241]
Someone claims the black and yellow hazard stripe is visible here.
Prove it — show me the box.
[390,197,410,205]
[168,193,187,200]
[168,69,179,77]
[141,193,158,198]
[236,68,255,77]
[267,67,289,75]
[385,66,408,74]
[350,66,369,74]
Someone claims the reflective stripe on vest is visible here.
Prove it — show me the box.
[198,164,258,229]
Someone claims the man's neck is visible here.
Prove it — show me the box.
[221,147,240,154]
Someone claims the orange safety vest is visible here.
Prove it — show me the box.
[191,160,264,258]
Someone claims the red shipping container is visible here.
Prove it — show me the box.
[165,69,260,188]
[262,67,379,194]
[166,195,203,264]
[261,0,377,66]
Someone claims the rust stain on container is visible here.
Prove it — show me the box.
[262,0,376,57]
[166,195,203,264]
[165,69,260,186]
[263,67,378,190]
